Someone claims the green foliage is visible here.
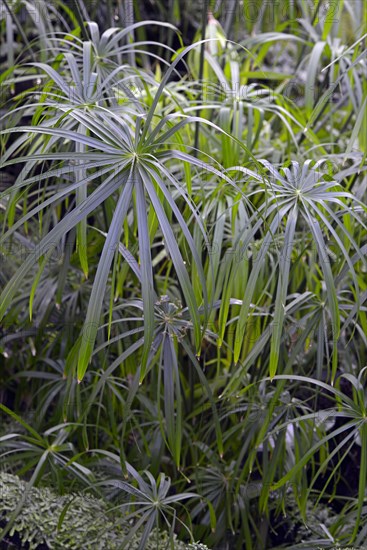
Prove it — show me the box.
[0,0,366,548]
[0,472,209,549]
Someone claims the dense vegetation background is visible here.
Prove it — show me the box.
[0,0,366,548]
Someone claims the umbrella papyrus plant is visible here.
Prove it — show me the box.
[0,39,248,383]
[226,159,367,380]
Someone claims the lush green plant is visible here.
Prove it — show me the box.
[0,0,366,548]
[0,471,210,549]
